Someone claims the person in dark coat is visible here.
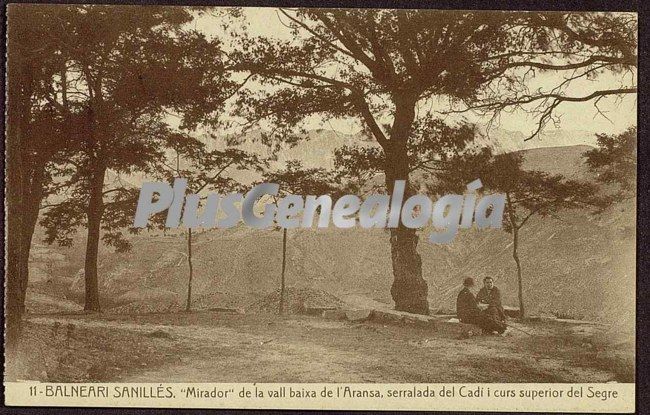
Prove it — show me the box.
[456,277,482,323]
[456,277,506,335]
[477,276,506,322]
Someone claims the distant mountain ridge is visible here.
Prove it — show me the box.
[478,128,597,153]
[201,127,598,170]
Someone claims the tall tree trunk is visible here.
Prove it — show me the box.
[185,229,193,312]
[512,227,525,319]
[384,97,429,315]
[279,228,287,315]
[388,226,428,314]
[17,166,46,312]
[6,96,26,355]
[5,45,35,352]
[83,162,105,312]
[17,199,40,313]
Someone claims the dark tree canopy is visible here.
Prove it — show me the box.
[264,160,340,198]
[585,126,636,197]
[228,9,636,145]
[451,12,637,138]
[334,120,480,193]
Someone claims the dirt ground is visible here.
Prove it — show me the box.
[6,311,634,383]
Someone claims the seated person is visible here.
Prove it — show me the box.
[456,277,482,323]
[476,276,506,322]
[456,277,506,335]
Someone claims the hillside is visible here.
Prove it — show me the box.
[479,129,598,153]
[26,144,635,323]
[519,145,595,179]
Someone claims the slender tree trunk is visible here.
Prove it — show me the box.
[81,75,107,312]
[83,162,105,312]
[505,193,525,319]
[185,229,193,312]
[512,227,525,319]
[384,98,429,315]
[279,228,287,315]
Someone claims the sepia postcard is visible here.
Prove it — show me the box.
[4,4,637,412]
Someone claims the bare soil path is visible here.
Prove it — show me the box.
[7,311,633,383]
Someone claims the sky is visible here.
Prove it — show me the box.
[190,7,637,138]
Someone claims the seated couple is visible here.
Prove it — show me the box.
[456,276,507,335]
